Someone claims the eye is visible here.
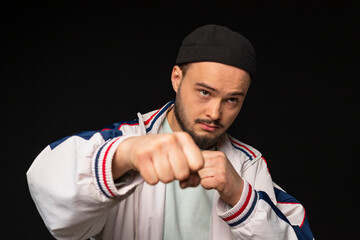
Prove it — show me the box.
[200,90,210,97]
[227,98,238,103]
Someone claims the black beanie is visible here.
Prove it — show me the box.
[176,24,257,80]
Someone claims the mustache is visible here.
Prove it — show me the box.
[195,119,224,128]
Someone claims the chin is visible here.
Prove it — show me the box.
[191,131,225,150]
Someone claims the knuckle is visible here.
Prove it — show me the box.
[165,134,177,144]
[215,154,227,165]
[160,172,175,183]
[218,174,227,186]
[200,179,212,190]
[153,144,163,153]
[220,161,227,170]
[134,150,145,160]
[177,170,190,181]
[161,177,173,184]
[216,151,226,159]
[183,131,192,139]
[156,134,177,147]
[150,140,163,151]
[220,169,227,177]
[191,161,203,171]
[177,131,192,141]
[146,178,159,185]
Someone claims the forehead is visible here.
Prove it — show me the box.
[184,62,251,92]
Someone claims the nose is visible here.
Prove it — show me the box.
[206,99,222,120]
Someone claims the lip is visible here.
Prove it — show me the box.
[198,123,220,132]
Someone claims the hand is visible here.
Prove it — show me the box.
[181,151,244,206]
[112,132,204,185]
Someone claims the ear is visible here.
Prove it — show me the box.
[171,65,183,93]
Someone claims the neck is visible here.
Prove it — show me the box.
[166,107,182,132]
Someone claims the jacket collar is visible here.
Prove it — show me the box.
[137,101,174,135]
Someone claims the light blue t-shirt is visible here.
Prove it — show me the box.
[162,118,214,240]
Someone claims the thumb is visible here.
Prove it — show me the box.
[179,173,201,189]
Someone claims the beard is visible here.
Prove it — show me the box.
[173,86,225,150]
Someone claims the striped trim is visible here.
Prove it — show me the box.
[275,187,306,227]
[116,101,174,132]
[229,137,257,160]
[117,119,140,130]
[229,193,258,227]
[262,156,270,172]
[276,202,306,228]
[260,190,313,239]
[145,101,173,132]
[220,182,258,227]
[258,190,292,225]
[94,137,122,198]
[223,184,253,221]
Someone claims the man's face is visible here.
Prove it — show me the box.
[170,62,251,149]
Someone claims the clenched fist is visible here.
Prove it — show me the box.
[112,133,244,207]
[180,151,244,206]
[112,132,204,185]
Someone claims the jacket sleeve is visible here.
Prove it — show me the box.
[26,128,143,240]
[217,155,314,240]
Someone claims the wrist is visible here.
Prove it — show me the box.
[217,180,257,227]
[220,175,244,207]
[112,137,135,179]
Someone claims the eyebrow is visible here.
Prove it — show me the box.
[195,82,246,97]
[196,82,217,92]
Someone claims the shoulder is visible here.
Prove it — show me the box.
[226,135,262,162]
[101,101,174,136]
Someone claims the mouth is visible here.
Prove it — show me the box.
[195,119,223,132]
[198,123,219,132]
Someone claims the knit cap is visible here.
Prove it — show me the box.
[176,24,256,79]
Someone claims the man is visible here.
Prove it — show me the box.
[27,25,314,239]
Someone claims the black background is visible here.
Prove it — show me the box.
[3,1,359,239]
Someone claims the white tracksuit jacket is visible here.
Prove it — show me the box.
[27,101,314,240]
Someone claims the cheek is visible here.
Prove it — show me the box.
[222,109,241,127]
[183,93,206,116]
[188,105,205,122]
